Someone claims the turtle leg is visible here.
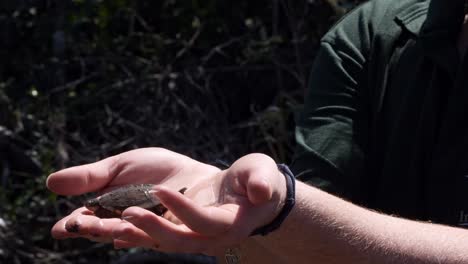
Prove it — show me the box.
[150,204,168,216]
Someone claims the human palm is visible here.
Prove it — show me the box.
[47,148,285,255]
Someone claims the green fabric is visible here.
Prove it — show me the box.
[291,0,468,226]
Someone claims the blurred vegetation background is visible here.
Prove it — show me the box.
[0,0,364,263]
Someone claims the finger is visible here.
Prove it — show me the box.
[113,238,161,251]
[52,207,121,241]
[112,221,160,248]
[46,156,118,195]
[52,207,91,239]
[231,154,276,205]
[68,216,122,242]
[113,239,139,249]
[151,186,236,236]
[246,172,273,205]
[122,207,212,253]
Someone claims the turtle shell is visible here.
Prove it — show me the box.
[84,184,186,218]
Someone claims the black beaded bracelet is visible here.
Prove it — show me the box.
[250,164,296,236]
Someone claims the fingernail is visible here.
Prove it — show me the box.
[148,186,168,202]
[121,216,134,221]
[148,185,167,195]
[113,235,125,241]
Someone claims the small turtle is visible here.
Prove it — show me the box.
[84,184,187,218]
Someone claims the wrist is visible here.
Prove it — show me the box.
[250,164,296,236]
[272,165,288,221]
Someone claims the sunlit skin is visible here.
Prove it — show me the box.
[47,10,468,264]
[47,148,286,255]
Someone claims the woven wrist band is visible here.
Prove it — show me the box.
[250,164,296,236]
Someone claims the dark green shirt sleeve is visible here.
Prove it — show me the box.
[291,1,378,198]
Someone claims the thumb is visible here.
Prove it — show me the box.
[230,153,278,205]
[46,156,117,195]
[245,170,273,205]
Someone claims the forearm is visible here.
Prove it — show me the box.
[242,181,468,264]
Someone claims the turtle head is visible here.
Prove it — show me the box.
[84,198,100,212]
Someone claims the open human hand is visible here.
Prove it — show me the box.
[47,147,286,256]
